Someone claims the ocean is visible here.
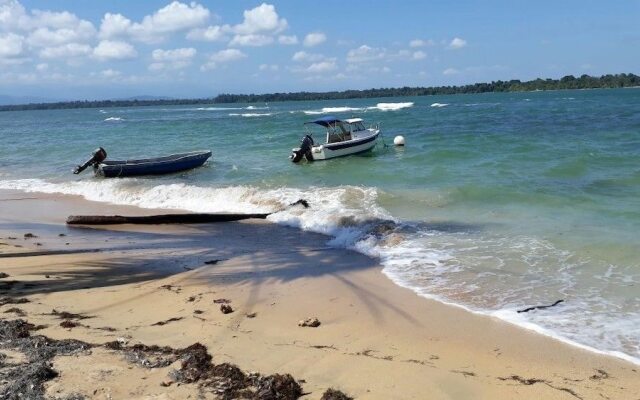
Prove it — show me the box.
[1,88,638,364]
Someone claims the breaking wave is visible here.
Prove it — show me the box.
[1,177,638,366]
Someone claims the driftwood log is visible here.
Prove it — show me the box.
[66,213,270,225]
[517,299,564,313]
[66,199,309,226]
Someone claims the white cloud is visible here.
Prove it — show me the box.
[210,48,246,63]
[449,37,467,49]
[306,60,336,73]
[134,1,209,34]
[40,42,92,59]
[186,25,225,42]
[101,68,121,78]
[152,47,196,61]
[100,2,211,43]
[232,3,287,35]
[92,40,137,61]
[27,24,96,47]
[150,47,196,71]
[278,35,297,45]
[200,62,216,72]
[292,51,322,62]
[303,32,326,47]
[229,34,273,47]
[412,50,426,60]
[1,2,96,33]
[346,45,385,63]
[200,47,247,68]
[0,32,24,58]
[259,63,278,71]
[35,62,48,71]
[409,39,434,48]
[443,67,459,75]
[99,13,132,39]
[0,1,30,31]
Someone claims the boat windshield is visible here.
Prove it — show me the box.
[351,122,366,131]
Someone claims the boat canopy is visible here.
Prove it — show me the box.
[306,116,343,127]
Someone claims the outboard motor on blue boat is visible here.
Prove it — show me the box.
[73,147,107,174]
[290,135,314,163]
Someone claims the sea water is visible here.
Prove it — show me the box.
[1,88,639,364]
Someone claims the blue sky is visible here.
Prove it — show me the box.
[0,0,638,100]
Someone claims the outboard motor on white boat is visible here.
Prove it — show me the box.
[73,147,107,174]
[290,135,314,163]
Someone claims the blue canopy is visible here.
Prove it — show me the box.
[307,116,343,127]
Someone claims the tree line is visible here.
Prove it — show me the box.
[1,73,638,111]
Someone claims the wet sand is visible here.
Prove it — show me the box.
[1,188,638,399]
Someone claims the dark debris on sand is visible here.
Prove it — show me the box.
[1,318,307,399]
[0,319,91,400]
[49,309,92,320]
[321,388,354,400]
[107,340,304,399]
[0,297,30,306]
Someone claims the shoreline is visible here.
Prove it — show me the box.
[3,180,639,368]
[2,77,638,112]
[1,188,639,399]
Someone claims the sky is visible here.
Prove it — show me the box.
[0,0,638,100]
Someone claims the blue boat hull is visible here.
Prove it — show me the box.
[96,151,212,178]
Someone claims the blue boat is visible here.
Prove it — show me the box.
[74,148,212,178]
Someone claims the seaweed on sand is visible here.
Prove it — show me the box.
[0,319,91,400]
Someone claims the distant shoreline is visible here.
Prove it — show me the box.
[1,73,637,112]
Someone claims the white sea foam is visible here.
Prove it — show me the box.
[245,105,269,110]
[196,107,243,111]
[430,102,449,108]
[1,177,638,365]
[103,117,123,121]
[303,103,413,115]
[373,102,414,111]
[229,113,272,117]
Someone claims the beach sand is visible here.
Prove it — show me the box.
[1,188,638,399]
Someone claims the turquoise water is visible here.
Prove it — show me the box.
[1,88,639,363]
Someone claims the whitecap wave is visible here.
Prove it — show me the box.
[430,102,448,108]
[104,117,123,121]
[303,103,413,115]
[373,102,414,111]
[229,113,272,117]
[196,107,243,111]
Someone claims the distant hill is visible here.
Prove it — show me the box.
[0,94,62,106]
[1,73,638,112]
[115,95,175,101]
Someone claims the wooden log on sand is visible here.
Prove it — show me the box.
[66,213,270,225]
[66,199,309,225]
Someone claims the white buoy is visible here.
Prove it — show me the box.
[394,135,405,146]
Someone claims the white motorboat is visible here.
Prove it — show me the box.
[290,116,380,162]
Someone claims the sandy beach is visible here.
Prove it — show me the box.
[1,188,638,399]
